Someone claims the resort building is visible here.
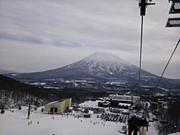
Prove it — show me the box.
[44,98,72,114]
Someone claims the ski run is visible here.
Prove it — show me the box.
[1,100,179,135]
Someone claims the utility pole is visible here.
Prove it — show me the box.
[27,104,31,119]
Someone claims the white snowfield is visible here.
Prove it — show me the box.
[0,101,179,135]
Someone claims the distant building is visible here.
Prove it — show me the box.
[44,98,72,114]
[108,94,140,104]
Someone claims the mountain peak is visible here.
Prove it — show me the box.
[83,52,130,65]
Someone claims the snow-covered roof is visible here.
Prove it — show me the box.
[45,99,65,105]
[118,103,131,106]
[79,100,100,108]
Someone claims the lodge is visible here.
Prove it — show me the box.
[108,94,140,104]
[44,98,72,114]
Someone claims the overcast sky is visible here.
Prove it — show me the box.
[0,0,179,79]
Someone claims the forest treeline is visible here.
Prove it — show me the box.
[0,75,107,108]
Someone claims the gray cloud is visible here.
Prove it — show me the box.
[0,0,179,78]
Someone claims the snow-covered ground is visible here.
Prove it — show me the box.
[0,100,179,135]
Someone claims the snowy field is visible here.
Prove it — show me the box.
[0,101,179,135]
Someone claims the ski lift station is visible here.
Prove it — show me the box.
[44,98,72,114]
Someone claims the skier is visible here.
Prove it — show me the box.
[139,117,148,135]
[128,115,139,135]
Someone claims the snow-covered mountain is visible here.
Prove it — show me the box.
[4,52,180,90]
[5,52,159,84]
[83,52,130,64]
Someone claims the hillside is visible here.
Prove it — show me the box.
[0,75,53,107]
[0,75,48,97]
[4,52,180,92]
[0,75,108,108]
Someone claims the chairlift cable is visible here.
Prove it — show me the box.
[138,0,155,96]
[155,39,180,89]
[139,16,144,96]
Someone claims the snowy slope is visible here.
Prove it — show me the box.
[0,100,171,135]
